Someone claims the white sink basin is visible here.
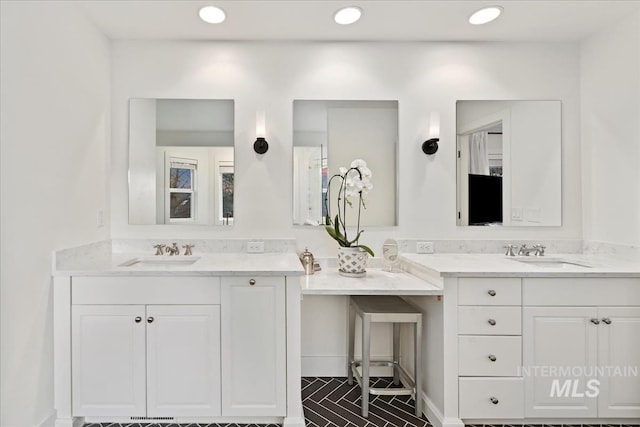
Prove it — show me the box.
[511,257,592,269]
[119,257,200,267]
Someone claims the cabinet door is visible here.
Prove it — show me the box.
[72,305,146,416]
[221,276,286,416]
[146,305,221,417]
[597,307,640,418]
[523,307,598,418]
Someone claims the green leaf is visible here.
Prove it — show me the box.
[346,230,363,246]
[358,244,375,257]
[325,225,348,246]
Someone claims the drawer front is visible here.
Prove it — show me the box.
[459,377,524,419]
[523,278,640,306]
[458,278,521,306]
[459,306,522,335]
[72,276,221,304]
[459,336,522,376]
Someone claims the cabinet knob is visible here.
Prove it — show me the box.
[135,316,142,323]
[487,289,497,296]
[590,318,600,325]
[488,354,497,362]
[488,319,497,326]
[249,279,256,286]
[490,397,499,405]
[602,318,612,325]
[147,316,154,323]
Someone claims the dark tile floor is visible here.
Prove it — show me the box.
[83,377,640,427]
[302,376,430,427]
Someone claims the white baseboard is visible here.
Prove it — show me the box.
[421,392,444,427]
[38,411,56,427]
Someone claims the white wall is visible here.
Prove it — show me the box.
[328,105,397,227]
[111,41,582,255]
[0,2,111,426]
[581,10,640,248]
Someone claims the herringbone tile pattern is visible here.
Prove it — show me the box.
[302,377,431,427]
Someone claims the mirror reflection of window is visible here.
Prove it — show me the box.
[218,162,234,225]
[128,99,234,226]
[167,159,196,222]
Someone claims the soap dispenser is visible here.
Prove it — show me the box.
[299,247,315,275]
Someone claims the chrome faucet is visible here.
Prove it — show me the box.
[166,242,180,256]
[504,244,517,257]
[182,244,194,256]
[533,244,546,256]
[153,244,166,256]
[517,244,537,256]
[518,244,546,256]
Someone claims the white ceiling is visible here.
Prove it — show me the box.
[76,0,640,42]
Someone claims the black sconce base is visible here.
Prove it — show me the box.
[422,138,439,155]
[254,137,269,154]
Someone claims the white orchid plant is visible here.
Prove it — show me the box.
[324,159,375,257]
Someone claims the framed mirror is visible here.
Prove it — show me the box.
[456,100,561,227]
[292,100,398,227]
[128,99,234,225]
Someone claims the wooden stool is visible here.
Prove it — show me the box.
[347,295,423,417]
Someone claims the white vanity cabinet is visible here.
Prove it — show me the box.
[400,253,640,427]
[72,304,220,417]
[523,278,640,419]
[455,276,640,423]
[52,249,305,427]
[457,278,524,419]
[221,276,286,417]
[70,277,222,418]
[56,273,298,426]
[71,305,147,416]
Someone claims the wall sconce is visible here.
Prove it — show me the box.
[254,111,269,154]
[422,112,440,155]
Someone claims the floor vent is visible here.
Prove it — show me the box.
[129,416,175,421]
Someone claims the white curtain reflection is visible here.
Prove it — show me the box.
[469,131,490,175]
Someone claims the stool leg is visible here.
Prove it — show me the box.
[393,323,400,385]
[361,313,371,417]
[347,301,356,385]
[414,317,423,417]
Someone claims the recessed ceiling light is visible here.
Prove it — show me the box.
[469,6,503,25]
[334,6,362,25]
[199,6,226,24]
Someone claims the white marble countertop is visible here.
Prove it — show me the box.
[300,267,443,295]
[53,252,305,277]
[400,253,640,278]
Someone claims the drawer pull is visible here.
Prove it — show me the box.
[602,318,612,325]
[249,279,256,286]
[488,354,497,362]
[487,289,497,296]
[490,397,499,405]
[134,316,142,323]
[487,319,497,326]
[147,316,154,323]
[590,318,600,325]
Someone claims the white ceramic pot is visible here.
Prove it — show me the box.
[337,246,368,277]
